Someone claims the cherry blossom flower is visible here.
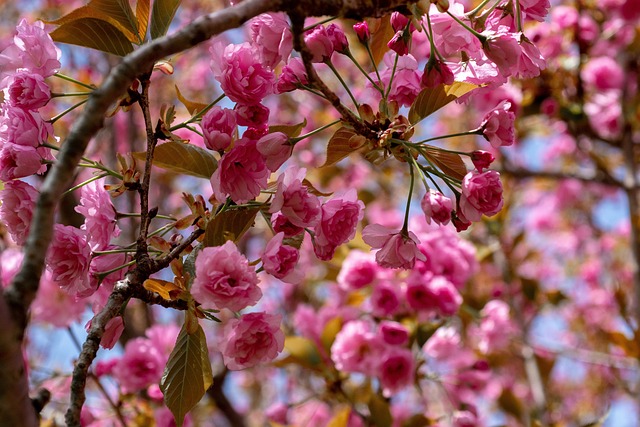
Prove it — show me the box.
[191,240,261,312]
[75,179,120,250]
[420,189,453,226]
[0,19,61,79]
[114,338,164,393]
[270,166,321,228]
[219,312,285,370]
[3,70,50,110]
[378,347,415,397]
[46,224,93,297]
[256,131,291,171]
[249,13,292,68]
[331,319,383,375]
[313,189,364,260]
[200,106,236,151]
[0,179,37,245]
[304,25,334,63]
[210,42,275,105]
[480,100,515,147]
[262,232,300,283]
[211,138,269,204]
[459,170,504,222]
[362,224,426,269]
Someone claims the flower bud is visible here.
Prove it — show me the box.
[353,21,370,43]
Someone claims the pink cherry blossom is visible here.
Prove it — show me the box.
[114,337,165,393]
[581,56,624,91]
[0,248,23,288]
[87,316,124,350]
[379,321,409,346]
[219,312,285,370]
[422,60,455,88]
[480,100,515,147]
[46,224,93,297]
[520,0,551,21]
[256,131,291,171]
[191,240,261,312]
[0,105,53,147]
[370,280,403,317]
[471,150,495,172]
[0,20,61,79]
[304,25,334,62]
[313,189,364,260]
[429,4,482,58]
[0,144,51,181]
[362,224,426,269]
[31,270,85,327]
[211,138,269,204]
[331,320,383,375]
[276,57,308,93]
[391,12,413,32]
[249,13,293,68]
[474,300,515,353]
[4,70,50,110]
[200,106,236,151]
[326,23,349,53]
[353,22,370,43]
[516,36,546,79]
[270,166,321,228]
[459,170,504,222]
[262,232,300,282]
[210,42,275,105]
[0,179,37,245]
[483,30,521,77]
[337,250,378,290]
[387,30,409,56]
[74,179,120,250]
[234,103,269,128]
[378,347,415,397]
[271,211,303,237]
[420,189,453,226]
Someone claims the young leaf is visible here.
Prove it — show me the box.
[368,394,393,427]
[132,141,218,179]
[321,126,361,168]
[268,118,307,138]
[143,278,182,300]
[150,0,181,39]
[367,15,394,66]
[320,316,342,353]
[203,207,260,247]
[49,18,134,56]
[279,336,322,369]
[408,82,480,125]
[422,146,467,180]
[175,85,209,116]
[161,324,213,427]
[327,407,351,427]
[136,0,151,41]
[45,0,141,43]
[302,178,333,197]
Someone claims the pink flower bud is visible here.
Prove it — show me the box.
[304,25,334,62]
[421,60,455,88]
[470,150,495,172]
[387,30,409,56]
[420,189,453,225]
[390,12,410,32]
[326,23,349,53]
[353,21,370,43]
[276,57,309,93]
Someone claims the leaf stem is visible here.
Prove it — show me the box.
[446,10,486,42]
[402,156,416,233]
[49,99,89,124]
[302,16,337,32]
[53,73,96,90]
[62,172,110,197]
[344,51,384,94]
[325,59,360,110]
[291,119,341,143]
[412,129,482,145]
[51,92,93,98]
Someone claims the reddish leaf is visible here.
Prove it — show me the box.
[408,82,480,125]
[321,126,360,168]
[422,146,467,180]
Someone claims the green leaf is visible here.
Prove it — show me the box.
[175,85,209,116]
[150,0,180,39]
[132,141,218,179]
[368,394,392,427]
[203,207,259,247]
[49,18,134,56]
[161,324,213,427]
[268,118,307,138]
[45,0,141,43]
[408,82,480,125]
[321,126,364,168]
[367,15,394,66]
[422,146,467,181]
[136,0,151,41]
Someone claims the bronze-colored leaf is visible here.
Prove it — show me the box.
[422,147,467,180]
[46,0,141,43]
[321,126,359,168]
[136,0,150,41]
[269,118,307,138]
[143,278,182,300]
[367,15,394,66]
[327,407,351,427]
[150,0,180,39]
[203,207,259,247]
[132,141,217,179]
[368,394,393,427]
[320,316,342,353]
[302,178,333,197]
[49,18,134,56]
[175,85,209,116]
[273,336,322,370]
[408,82,480,125]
